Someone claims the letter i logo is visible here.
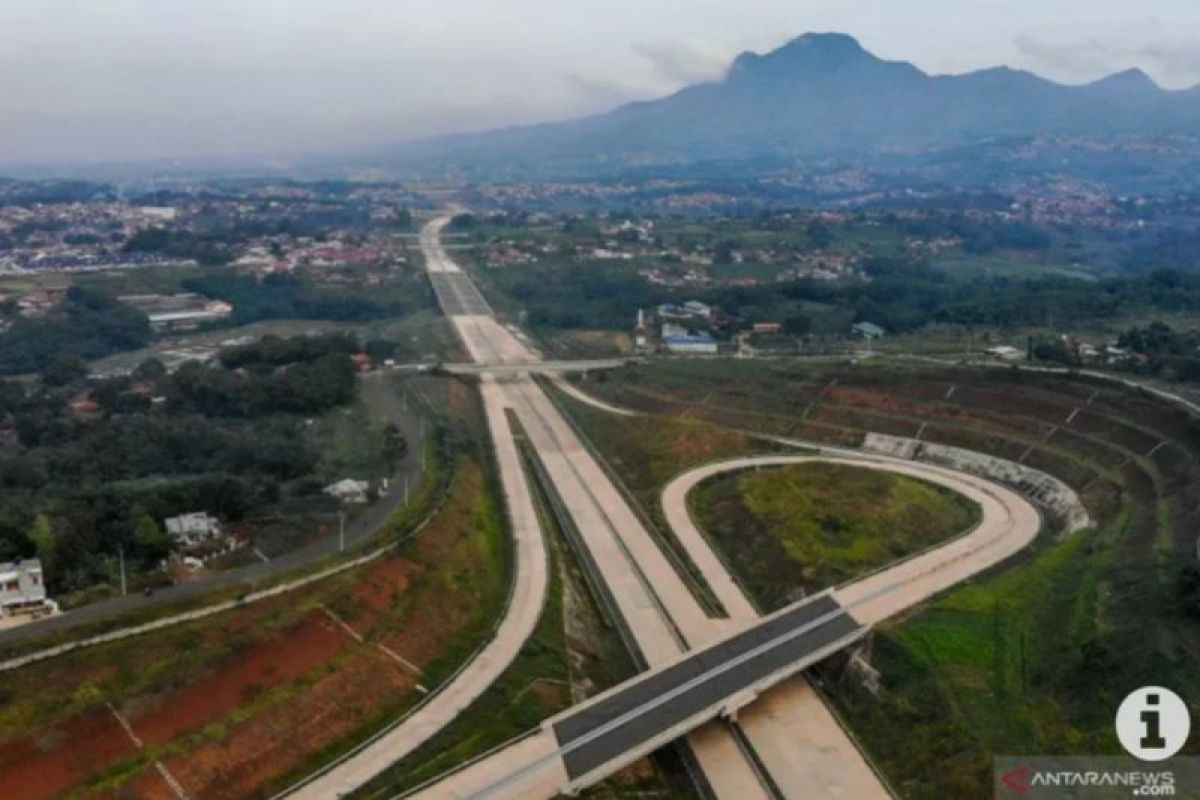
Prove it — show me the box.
[1140,693,1167,750]
[1117,686,1191,761]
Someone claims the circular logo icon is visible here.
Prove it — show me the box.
[1115,686,1191,761]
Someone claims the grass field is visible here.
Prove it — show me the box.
[690,462,980,610]
[569,359,1200,798]
[931,253,1098,282]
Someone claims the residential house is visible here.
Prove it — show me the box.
[0,558,54,617]
[165,512,223,547]
[851,321,886,340]
[664,334,719,355]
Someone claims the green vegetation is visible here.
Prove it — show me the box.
[0,287,151,375]
[1114,320,1200,381]
[183,270,428,326]
[834,530,1122,798]
[0,388,503,799]
[691,462,980,609]
[124,226,236,266]
[576,359,1200,797]
[550,385,777,612]
[0,334,388,595]
[457,211,1200,346]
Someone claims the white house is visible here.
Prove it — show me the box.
[661,321,689,339]
[986,345,1024,362]
[0,558,54,617]
[324,478,371,505]
[851,321,886,340]
[664,334,719,355]
[165,512,223,546]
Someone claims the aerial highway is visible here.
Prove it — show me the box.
[414,446,1039,799]
[295,213,1041,800]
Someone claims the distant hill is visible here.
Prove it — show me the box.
[375,32,1200,181]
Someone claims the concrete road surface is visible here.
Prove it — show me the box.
[285,235,550,800]
[318,215,1042,800]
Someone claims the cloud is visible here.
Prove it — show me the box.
[632,40,732,86]
[562,73,650,111]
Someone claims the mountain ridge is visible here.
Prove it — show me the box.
[378,32,1200,177]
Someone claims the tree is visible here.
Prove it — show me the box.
[132,357,168,381]
[805,221,833,249]
[1180,563,1200,619]
[41,356,89,387]
[785,313,812,336]
[382,422,408,460]
[27,514,57,574]
[132,506,169,563]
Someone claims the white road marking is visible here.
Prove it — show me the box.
[108,702,191,800]
[319,604,363,643]
[320,604,428,691]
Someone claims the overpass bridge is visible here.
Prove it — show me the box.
[409,591,868,799]
[440,358,632,375]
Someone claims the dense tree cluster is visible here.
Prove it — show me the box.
[123,227,234,266]
[182,272,409,325]
[503,252,1200,339]
[0,287,152,375]
[0,334,373,593]
[1117,321,1200,381]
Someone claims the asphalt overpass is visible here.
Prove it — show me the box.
[409,591,868,799]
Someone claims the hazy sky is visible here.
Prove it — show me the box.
[2,0,1199,165]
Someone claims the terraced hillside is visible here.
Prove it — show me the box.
[565,360,1200,799]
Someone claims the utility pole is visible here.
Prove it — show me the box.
[403,474,410,505]
[338,511,346,553]
[119,545,127,597]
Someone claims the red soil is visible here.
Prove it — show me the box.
[161,648,413,798]
[0,708,137,800]
[127,612,348,748]
[350,556,414,616]
[100,768,178,800]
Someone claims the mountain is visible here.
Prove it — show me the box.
[379,32,1200,178]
